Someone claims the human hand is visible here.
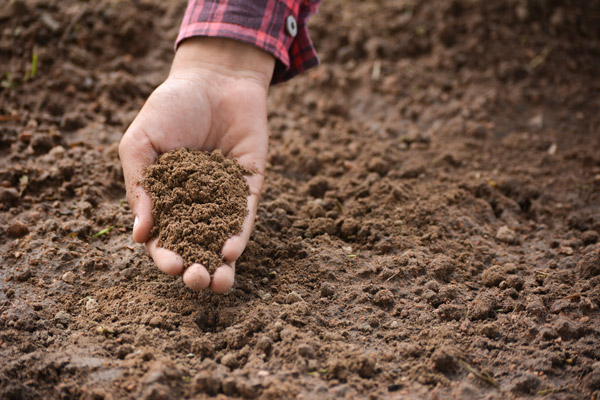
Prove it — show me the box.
[119,37,274,293]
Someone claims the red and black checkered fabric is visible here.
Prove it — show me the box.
[176,0,321,84]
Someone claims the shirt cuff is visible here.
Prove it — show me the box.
[176,0,320,84]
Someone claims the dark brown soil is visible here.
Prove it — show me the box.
[1,0,600,399]
[143,148,250,272]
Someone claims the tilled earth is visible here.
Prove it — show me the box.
[1,0,600,399]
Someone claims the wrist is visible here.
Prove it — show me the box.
[171,37,275,88]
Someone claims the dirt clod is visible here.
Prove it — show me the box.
[496,226,517,244]
[7,220,28,237]
[286,291,303,304]
[372,289,395,308]
[431,347,456,373]
[143,149,250,272]
[481,265,505,287]
[298,343,316,359]
[54,311,71,325]
[510,373,541,394]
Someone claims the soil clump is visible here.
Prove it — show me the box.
[143,149,250,272]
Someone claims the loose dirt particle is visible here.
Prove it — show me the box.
[143,149,250,273]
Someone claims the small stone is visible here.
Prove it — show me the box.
[286,291,303,304]
[496,226,517,244]
[54,311,71,325]
[7,220,29,238]
[297,343,316,359]
[148,316,162,327]
[61,271,76,284]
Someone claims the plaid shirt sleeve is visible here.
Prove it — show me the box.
[176,0,321,84]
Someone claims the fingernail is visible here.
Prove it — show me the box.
[133,216,139,230]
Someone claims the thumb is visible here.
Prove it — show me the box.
[118,130,157,243]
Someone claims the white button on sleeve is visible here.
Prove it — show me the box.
[286,15,298,37]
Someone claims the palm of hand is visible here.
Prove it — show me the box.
[119,72,269,293]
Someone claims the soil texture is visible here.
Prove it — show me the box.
[143,148,250,272]
[1,0,600,399]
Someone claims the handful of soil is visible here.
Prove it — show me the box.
[143,148,251,273]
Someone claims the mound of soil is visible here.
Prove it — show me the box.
[143,149,250,272]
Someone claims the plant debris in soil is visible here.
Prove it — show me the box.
[143,148,250,272]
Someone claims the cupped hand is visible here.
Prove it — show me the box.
[119,37,274,293]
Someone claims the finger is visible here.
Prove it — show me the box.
[119,130,157,243]
[130,186,153,243]
[183,263,211,291]
[145,238,184,276]
[221,173,262,262]
[210,262,235,294]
